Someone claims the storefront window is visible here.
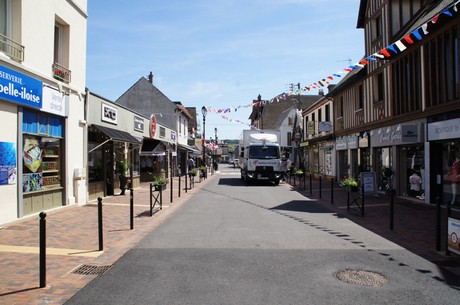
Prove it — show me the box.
[376,147,392,192]
[88,142,103,182]
[405,146,424,198]
[443,142,460,205]
[22,109,63,193]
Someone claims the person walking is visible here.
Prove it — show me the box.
[187,156,195,172]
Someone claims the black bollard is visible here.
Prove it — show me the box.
[303,174,306,190]
[309,174,312,195]
[319,176,322,199]
[159,187,163,210]
[179,174,181,197]
[130,189,134,230]
[390,189,394,230]
[39,212,46,288]
[446,203,451,255]
[98,197,103,251]
[331,178,334,204]
[149,183,153,216]
[361,184,365,217]
[170,166,173,204]
[436,197,441,251]
[185,173,188,193]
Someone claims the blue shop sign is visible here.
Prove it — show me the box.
[0,65,42,109]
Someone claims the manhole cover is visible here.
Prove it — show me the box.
[336,269,388,286]
[72,264,112,275]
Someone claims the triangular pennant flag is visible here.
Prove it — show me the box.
[443,9,453,17]
[327,75,334,80]
[412,29,422,40]
[380,48,391,57]
[359,59,369,65]
[404,34,414,44]
[387,44,398,54]
[431,15,439,24]
[394,40,407,52]
[420,23,429,35]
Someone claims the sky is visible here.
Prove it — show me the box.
[86,0,364,140]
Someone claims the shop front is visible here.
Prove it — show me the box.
[139,114,176,182]
[428,117,460,205]
[0,65,72,223]
[370,122,425,199]
[335,135,359,180]
[87,94,143,201]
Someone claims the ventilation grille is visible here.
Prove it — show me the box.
[72,264,112,275]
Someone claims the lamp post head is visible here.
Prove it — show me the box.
[201,106,207,117]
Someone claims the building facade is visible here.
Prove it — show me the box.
[0,0,87,224]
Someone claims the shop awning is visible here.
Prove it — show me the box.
[91,124,142,144]
[140,140,167,156]
[178,143,201,155]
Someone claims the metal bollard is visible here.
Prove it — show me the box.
[436,197,441,251]
[179,175,181,197]
[185,173,188,193]
[390,189,394,230]
[361,184,365,217]
[309,174,312,195]
[39,212,46,288]
[130,189,134,230]
[98,197,103,251]
[319,176,322,199]
[331,178,334,204]
[446,203,452,255]
[170,166,173,204]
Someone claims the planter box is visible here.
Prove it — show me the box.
[153,184,166,191]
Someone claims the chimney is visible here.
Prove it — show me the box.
[148,71,154,83]
[318,88,324,96]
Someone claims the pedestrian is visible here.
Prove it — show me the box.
[187,156,195,172]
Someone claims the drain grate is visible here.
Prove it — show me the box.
[336,269,388,286]
[72,264,112,275]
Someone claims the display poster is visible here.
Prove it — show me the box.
[448,217,460,256]
[23,136,43,192]
[361,171,377,195]
[0,142,17,185]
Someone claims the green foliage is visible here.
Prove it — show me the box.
[339,176,359,188]
[117,160,128,177]
[153,175,168,186]
[295,169,304,175]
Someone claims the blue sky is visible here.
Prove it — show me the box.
[86,0,364,140]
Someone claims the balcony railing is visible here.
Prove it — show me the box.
[52,62,71,83]
[0,33,24,62]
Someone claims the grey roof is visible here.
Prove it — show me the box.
[259,94,321,130]
[115,77,178,130]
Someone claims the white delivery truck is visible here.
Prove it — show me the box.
[238,129,288,185]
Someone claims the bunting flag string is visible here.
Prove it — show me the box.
[205,1,459,119]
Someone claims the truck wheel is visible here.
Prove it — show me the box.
[274,179,280,185]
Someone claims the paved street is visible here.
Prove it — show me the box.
[64,166,460,305]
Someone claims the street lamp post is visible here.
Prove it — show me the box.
[201,106,207,167]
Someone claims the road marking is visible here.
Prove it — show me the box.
[0,245,102,257]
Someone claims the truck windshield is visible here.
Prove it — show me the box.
[248,146,280,159]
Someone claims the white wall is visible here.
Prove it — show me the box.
[0,102,18,224]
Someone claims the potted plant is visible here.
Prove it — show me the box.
[200,165,207,179]
[339,176,359,192]
[189,169,197,177]
[117,160,128,195]
[152,175,168,191]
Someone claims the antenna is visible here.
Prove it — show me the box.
[337,58,352,66]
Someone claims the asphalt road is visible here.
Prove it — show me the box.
[65,166,460,305]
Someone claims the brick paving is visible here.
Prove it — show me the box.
[0,175,211,305]
[1,172,460,304]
